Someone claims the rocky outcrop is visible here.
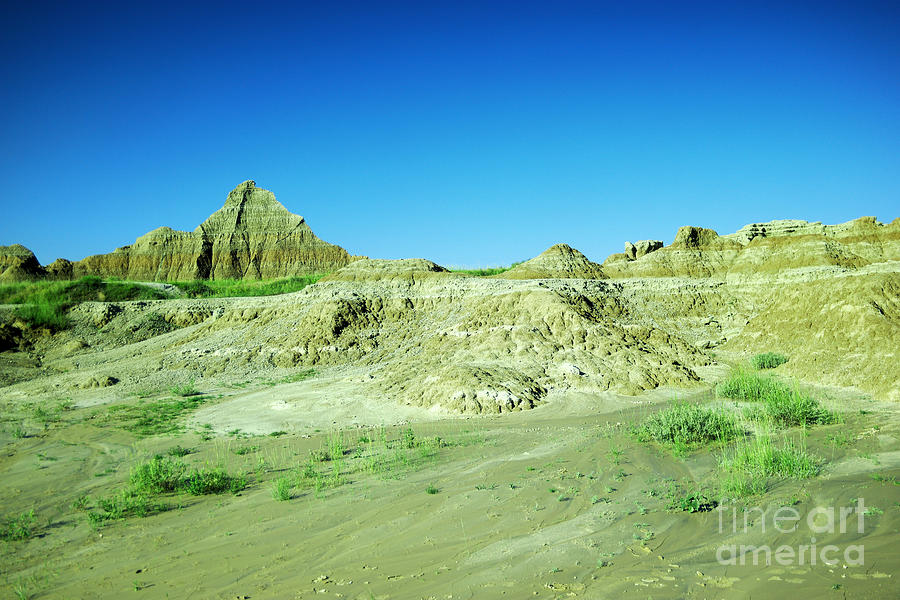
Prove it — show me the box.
[603,217,900,279]
[497,244,606,280]
[624,240,663,261]
[0,245,46,282]
[323,258,449,283]
[68,181,359,281]
[45,258,74,280]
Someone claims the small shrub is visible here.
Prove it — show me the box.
[166,445,193,457]
[633,401,740,450]
[719,436,818,499]
[1,510,37,541]
[272,477,292,501]
[170,381,200,397]
[90,490,169,523]
[717,368,788,402]
[181,467,246,495]
[130,456,186,494]
[401,427,417,449]
[761,389,834,427]
[71,495,91,511]
[666,483,717,513]
[751,352,788,369]
[425,485,439,495]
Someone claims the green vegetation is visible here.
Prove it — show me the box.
[89,490,170,524]
[166,445,193,457]
[450,261,523,277]
[276,368,316,384]
[425,484,439,494]
[0,276,169,330]
[665,482,718,513]
[1,510,37,541]
[88,455,246,525]
[171,274,327,298]
[170,381,200,397]
[94,394,211,436]
[130,455,187,493]
[751,352,789,369]
[272,477,292,501]
[717,368,834,427]
[294,426,451,497]
[0,274,329,331]
[633,400,740,452]
[182,467,247,495]
[719,436,818,497]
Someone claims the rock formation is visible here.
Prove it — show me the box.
[0,245,46,282]
[623,240,663,261]
[602,217,900,279]
[1,181,359,282]
[497,244,606,279]
[72,181,358,281]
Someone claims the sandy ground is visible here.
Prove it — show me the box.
[1,376,898,600]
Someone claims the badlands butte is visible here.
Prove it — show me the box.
[1,181,899,599]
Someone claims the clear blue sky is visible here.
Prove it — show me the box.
[2,1,898,267]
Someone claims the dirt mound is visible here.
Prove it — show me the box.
[0,244,46,281]
[497,244,605,279]
[322,258,449,282]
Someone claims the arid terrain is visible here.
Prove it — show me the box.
[1,183,898,599]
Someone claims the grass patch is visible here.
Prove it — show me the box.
[1,276,170,331]
[182,467,247,495]
[272,477,292,501]
[296,426,451,496]
[279,368,316,384]
[130,456,186,494]
[717,368,834,427]
[450,262,523,277]
[94,395,210,436]
[170,380,200,397]
[88,456,246,525]
[89,490,170,524]
[719,436,818,498]
[633,400,741,453]
[170,275,327,298]
[751,352,788,369]
[1,510,37,541]
[13,302,69,330]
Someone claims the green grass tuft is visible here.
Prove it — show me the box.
[1,510,37,541]
[272,477,292,501]
[181,467,247,495]
[170,381,200,397]
[633,400,741,452]
[719,436,819,497]
[751,352,788,369]
[717,368,834,427]
[129,456,186,494]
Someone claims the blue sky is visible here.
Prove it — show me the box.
[1,1,898,267]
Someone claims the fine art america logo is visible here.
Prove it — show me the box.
[715,498,869,566]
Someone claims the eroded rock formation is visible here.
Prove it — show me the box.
[2,181,359,282]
